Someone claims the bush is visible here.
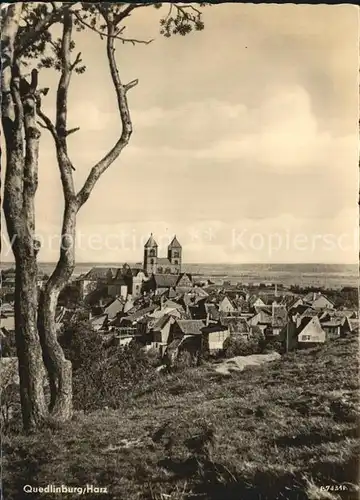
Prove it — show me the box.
[59,320,103,371]
[1,383,21,433]
[1,332,17,357]
[73,341,158,412]
[59,321,158,412]
[262,338,284,354]
[223,332,265,358]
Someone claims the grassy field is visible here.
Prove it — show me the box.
[3,335,359,500]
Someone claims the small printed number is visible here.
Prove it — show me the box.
[320,485,348,491]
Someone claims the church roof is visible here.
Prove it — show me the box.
[144,233,158,248]
[168,235,181,248]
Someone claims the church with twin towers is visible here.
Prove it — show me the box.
[143,234,182,275]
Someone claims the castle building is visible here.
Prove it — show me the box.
[143,234,182,275]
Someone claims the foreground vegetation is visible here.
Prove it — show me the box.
[3,334,359,500]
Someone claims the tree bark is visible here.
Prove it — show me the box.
[37,200,77,421]
[2,4,47,431]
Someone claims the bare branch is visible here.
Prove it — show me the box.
[37,109,57,141]
[56,11,72,138]
[65,127,80,136]
[164,4,173,23]
[70,52,82,71]
[124,79,139,92]
[37,109,76,173]
[76,21,137,208]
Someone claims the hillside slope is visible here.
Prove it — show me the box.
[3,335,359,500]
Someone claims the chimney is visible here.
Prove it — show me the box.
[272,301,277,319]
[274,283,278,298]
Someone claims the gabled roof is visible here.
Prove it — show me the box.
[280,295,302,309]
[144,233,158,248]
[202,324,229,334]
[321,319,342,327]
[153,274,179,288]
[297,316,325,337]
[90,314,107,329]
[84,285,111,306]
[220,316,250,333]
[103,297,125,319]
[84,267,118,281]
[272,305,288,328]
[175,319,205,335]
[300,308,318,319]
[251,310,272,325]
[168,287,178,299]
[163,299,184,310]
[150,314,172,332]
[123,305,158,323]
[168,235,182,248]
[205,303,220,321]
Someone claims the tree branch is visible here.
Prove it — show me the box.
[72,10,153,45]
[53,10,76,197]
[76,21,137,208]
[22,77,41,223]
[70,52,82,71]
[113,4,144,25]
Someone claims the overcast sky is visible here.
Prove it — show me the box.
[1,3,359,264]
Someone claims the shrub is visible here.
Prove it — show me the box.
[1,332,17,357]
[59,321,159,412]
[223,333,264,357]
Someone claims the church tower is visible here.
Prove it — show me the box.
[144,233,158,274]
[168,235,182,273]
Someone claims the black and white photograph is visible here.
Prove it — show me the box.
[1,2,359,499]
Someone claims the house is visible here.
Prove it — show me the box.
[248,295,267,310]
[146,315,176,355]
[284,316,326,350]
[84,285,111,308]
[202,324,230,352]
[297,316,326,347]
[218,296,237,314]
[103,297,126,321]
[280,295,304,311]
[145,274,179,294]
[171,319,206,339]
[319,311,352,339]
[269,303,288,337]
[107,270,128,299]
[220,316,250,339]
[176,273,193,290]
[248,310,272,333]
[77,267,119,299]
[119,305,158,328]
[89,314,108,332]
[303,292,335,310]
[165,321,205,366]
[121,264,148,298]
[205,302,220,324]
[1,268,16,288]
[0,313,15,332]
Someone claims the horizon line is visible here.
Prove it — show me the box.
[1,261,357,266]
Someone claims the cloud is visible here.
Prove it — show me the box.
[195,86,357,174]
